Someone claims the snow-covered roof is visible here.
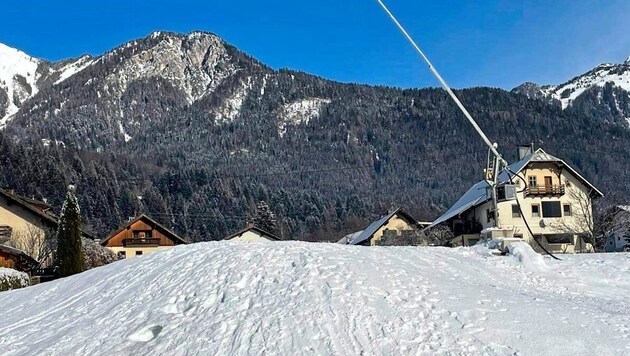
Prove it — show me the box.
[426,148,603,230]
[337,230,363,244]
[348,208,417,245]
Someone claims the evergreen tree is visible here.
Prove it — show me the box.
[254,201,277,234]
[56,185,85,277]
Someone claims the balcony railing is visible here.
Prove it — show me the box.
[525,185,565,196]
[123,238,160,247]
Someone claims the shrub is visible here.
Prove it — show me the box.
[0,267,29,291]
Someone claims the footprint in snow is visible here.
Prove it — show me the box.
[128,325,163,342]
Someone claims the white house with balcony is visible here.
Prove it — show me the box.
[425,147,603,253]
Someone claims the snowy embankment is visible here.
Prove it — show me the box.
[0,242,629,355]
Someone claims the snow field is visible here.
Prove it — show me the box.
[0,242,628,355]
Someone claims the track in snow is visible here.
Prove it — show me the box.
[0,242,628,355]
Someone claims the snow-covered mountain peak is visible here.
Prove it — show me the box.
[0,42,42,127]
[625,55,630,65]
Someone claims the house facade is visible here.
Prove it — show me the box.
[338,208,426,246]
[224,226,281,242]
[605,206,630,252]
[427,148,602,253]
[0,187,57,246]
[0,187,96,267]
[101,214,188,258]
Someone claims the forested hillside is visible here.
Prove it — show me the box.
[1,32,629,241]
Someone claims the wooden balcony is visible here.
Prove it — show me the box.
[123,238,160,247]
[524,185,565,197]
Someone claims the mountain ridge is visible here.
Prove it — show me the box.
[0,31,629,241]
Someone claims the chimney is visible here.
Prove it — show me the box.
[517,144,534,160]
[246,222,254,229]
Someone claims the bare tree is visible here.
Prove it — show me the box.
[549,189,613,251]
[5,225,54,266]
[420,224,454,246]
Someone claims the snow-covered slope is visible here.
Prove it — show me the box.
[513,56,630,127]
[0,43,42,126]
[0,242,628,355]
[542,59,630,109]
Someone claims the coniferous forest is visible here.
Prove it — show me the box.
[1,32,629,242]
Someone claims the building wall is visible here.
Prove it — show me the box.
[369,215,417,246]
[461,164,595,252]
[0,196,47,238]
[107,246,173,259]
[230,231,274,242]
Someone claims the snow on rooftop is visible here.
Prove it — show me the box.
[0,242,629,355]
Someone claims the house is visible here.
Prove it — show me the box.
[0,186,94,266]
[0,187,58,240]
[0,244,38,273]
[100,214,188,258]
[338,208,426,246]
[425,147,603,253]
[224,225,281,242]
[605,206,630,252]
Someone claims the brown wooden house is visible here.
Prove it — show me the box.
[100,214,188,259]
[0,244,38,273]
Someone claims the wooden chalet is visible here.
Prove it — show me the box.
[100,214,188,258]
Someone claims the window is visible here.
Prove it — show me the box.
[531,204,540,217]
[563,204,572,217]
[542,201,562,218]
[528,176,537,187]
[514,234,523,239]
[133,230,152,238]
[512,205,521,218]
[135,251,143,256]
[117,251,126,259]
[545,234,573,244]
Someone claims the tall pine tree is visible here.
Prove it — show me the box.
[254,201,277,235]
[56,185,85,277]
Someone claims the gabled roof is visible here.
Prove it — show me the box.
[338,230,363,244]
[224,226,281,241]
[426,148,603,230]
[0,188,58,226]
[348,208,418,245]
[100,214,188,246]
[0,188,96,240]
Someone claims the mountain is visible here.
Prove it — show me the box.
[512,56,630,127]
[1,31,629,241]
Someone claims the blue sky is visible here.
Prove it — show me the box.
[2,1,629,89]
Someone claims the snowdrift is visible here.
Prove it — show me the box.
[0,242,628,355]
